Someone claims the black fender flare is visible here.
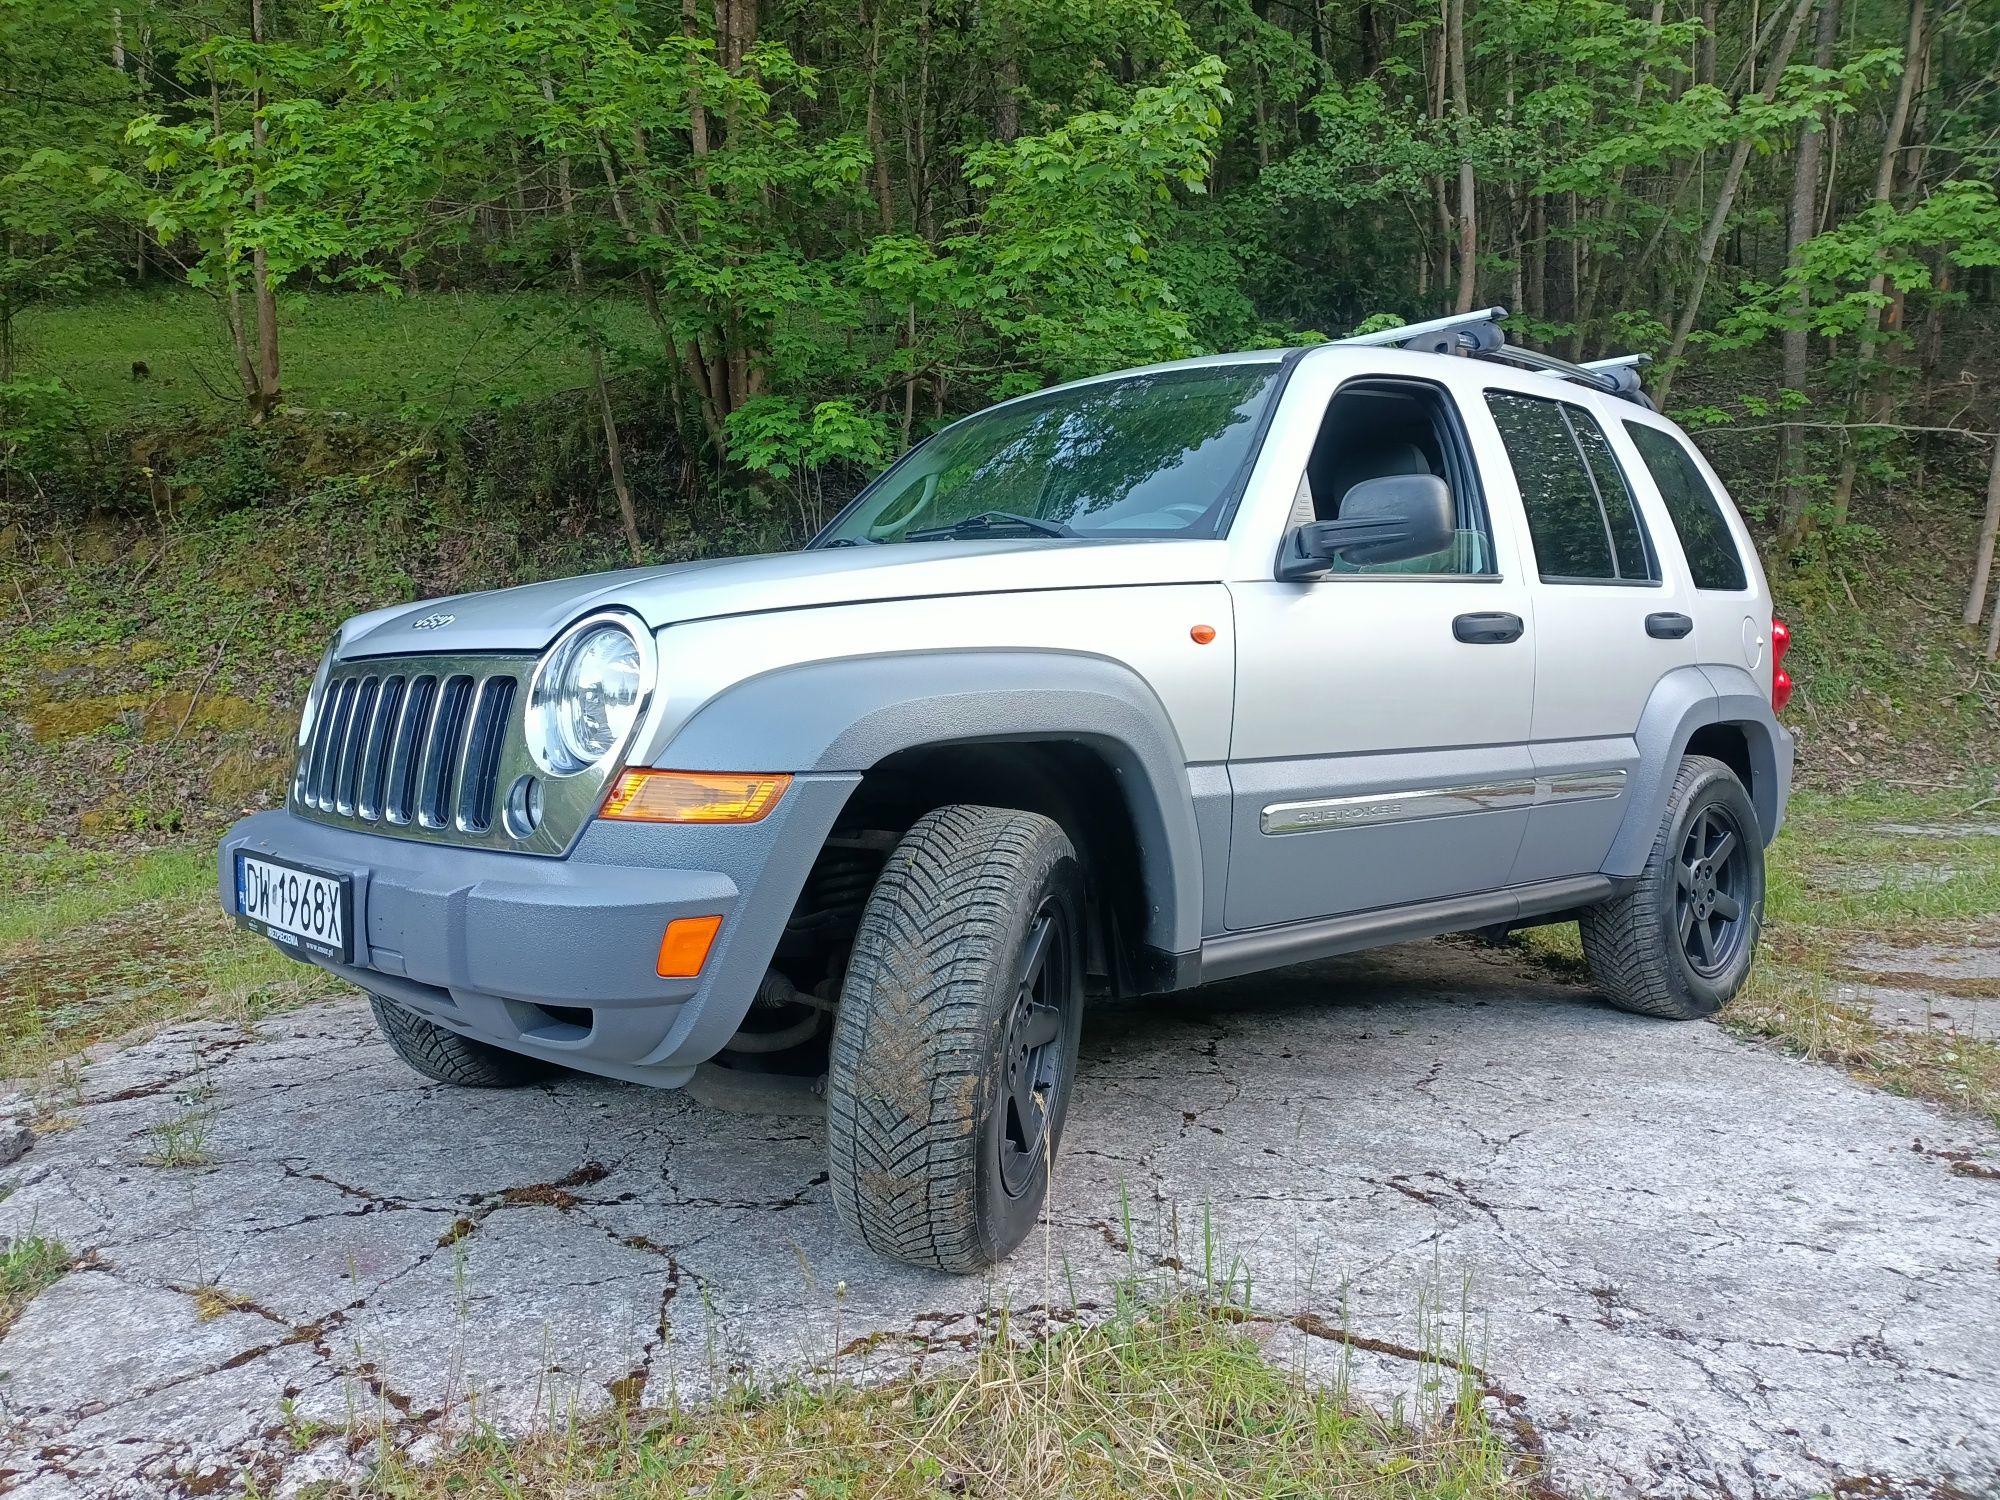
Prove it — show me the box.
[656,649,1208,956]
[1604,664,1793,878]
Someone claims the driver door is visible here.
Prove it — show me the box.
[1223,378,1537,930]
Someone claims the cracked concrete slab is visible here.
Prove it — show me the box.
[1840,937,2000,1040]
[3,939,1997,1498]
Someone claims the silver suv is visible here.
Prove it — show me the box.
[220,311,1794,1271]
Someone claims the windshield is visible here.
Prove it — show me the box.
[814,362,1284,546]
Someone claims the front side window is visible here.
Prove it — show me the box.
[1624,423,1749,591]
[1486,390,1658,584]
[1302,382,1497,576]
[814,363,1283,546]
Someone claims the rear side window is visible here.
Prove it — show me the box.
[1623,423,1749,591]
[1485,390,1657,584]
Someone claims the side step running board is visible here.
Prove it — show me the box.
[1197,874,1626,985]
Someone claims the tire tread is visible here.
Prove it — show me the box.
[368,995,554,1087]
[1580,754,1758,1021]
[826,805,1072,1271]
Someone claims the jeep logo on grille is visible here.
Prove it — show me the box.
[410,612,455,631]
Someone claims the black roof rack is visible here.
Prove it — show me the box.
[1336,307,1655,408]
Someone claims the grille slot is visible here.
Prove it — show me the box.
[355,675,404,820]
[417,675,476,829]
[456,677,515,833]
[384,674,437,824]
[334,677,378,815]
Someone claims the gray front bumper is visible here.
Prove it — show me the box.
[219,773,859,1087]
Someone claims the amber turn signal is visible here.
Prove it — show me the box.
[599,770,792,824]
[657,914,723,978]
[1190,623,1217,645]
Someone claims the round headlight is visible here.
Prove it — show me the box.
[527,619,648,776]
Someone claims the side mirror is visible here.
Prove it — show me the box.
[1276,474,1455,580]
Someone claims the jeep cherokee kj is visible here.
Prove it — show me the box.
[220,322,1794,1271]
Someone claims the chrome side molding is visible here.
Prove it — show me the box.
[1261,768,1625,836]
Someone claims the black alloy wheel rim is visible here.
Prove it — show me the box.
[1676,803,1750,977]
[997,898,1074,1198]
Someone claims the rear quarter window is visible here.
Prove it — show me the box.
[1623,423,1749,592]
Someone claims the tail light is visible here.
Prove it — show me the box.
[1770,616,1793,713]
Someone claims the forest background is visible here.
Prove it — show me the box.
[2,0,1996,845]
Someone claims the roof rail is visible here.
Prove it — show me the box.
[1337,306,1509,353]
[1337,306,1654,406]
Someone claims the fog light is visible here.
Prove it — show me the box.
[504,774,543,838]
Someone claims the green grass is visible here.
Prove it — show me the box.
[329,1293,1532,1500]
[0,843,338,1096]
[0,847,214,944]
[0,1236,71,1337]
[12,288,657,427]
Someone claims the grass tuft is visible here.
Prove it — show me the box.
[0,1235,72,1338]
[342,1292,1533,1500]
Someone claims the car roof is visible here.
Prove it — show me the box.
[1008,341,1657,420]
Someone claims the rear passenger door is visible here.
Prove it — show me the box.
[1617,417,1761,674]
[1474,384,1696,880]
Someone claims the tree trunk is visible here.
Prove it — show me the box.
[1573,0,1664,356]
[1967,435,2000,629]
[245,0,280,423]
[1446,0,1476,312]
[545,81,642,563]
[205,66,260,407]
[1778,0,1841,536]
[863,2,897,225]
[1697,0,1716,88]
[1830,0,1925,525]
[1655,0,1815,409]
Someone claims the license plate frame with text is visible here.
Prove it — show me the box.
[235,853,353,964]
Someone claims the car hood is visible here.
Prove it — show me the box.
[336,537,1231,658]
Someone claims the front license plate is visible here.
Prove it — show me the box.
[235,853,352,964]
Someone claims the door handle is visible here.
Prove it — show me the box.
[1453,611,1524,644]
[1646,612,1694,640]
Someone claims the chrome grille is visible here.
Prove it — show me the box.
[291,639,649,857]
[298,667,511,832]
[292,653,561,852]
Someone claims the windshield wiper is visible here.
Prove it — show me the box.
[818,535,882,547]
[905,510,1075,541]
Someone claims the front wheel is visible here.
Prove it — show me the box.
[368,995,556,1087]
[826,806,1086,1271]
[1580,754,1765,1020]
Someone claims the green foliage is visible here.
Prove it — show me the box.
[0,0,137,378]
[0,0,1992,555]
[1718,180,2000,349]
[0,379,92,498]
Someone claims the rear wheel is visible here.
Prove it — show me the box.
[368,995,556,1087]
[1580,754,1764,1020]
[826,805,1085,1271]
